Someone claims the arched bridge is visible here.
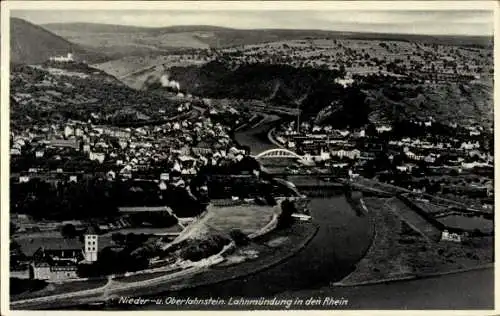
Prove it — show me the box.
[254,148,314,166]
[255,148,304,160]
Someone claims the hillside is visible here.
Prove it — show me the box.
[43,22,493,54]
[364,80,494,127]
[42,22,215,58]
[43,23,235,34]
[158,61,493,128]
[10,18,107,64]
[10,62,180,130]
[166,61,344,103]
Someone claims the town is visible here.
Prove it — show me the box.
[7,10,494,311]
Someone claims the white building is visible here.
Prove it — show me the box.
[376,125,393,133]
[441,230,462,243]
[84,233,98,262]
[460,141,480,150]
[335,77,355,87]
[64,126,74,138]
[331,149,360,160]
[89,151,106,164]
[49,53,74,63]
[82,144,91,153]
[19,176,30,183]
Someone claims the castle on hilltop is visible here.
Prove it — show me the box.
[49,52,74,63]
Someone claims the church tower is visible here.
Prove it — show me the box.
[84,227,98,262]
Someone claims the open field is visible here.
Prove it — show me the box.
[94,55,208,89]
[220,38,491,76]
[169,203,279,249]
[43,26,211,56]
[42,22,493,53]
[204,204,279,235]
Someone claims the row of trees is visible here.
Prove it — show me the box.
[11,176,207,220]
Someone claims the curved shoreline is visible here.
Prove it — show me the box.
[267,127,286,148]
[334,197,377,286]
[333,264,494,287]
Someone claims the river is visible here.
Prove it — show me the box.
[234,116,281,155]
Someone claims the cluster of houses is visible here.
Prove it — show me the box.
[11,105,250,180]
[273,119,493,176]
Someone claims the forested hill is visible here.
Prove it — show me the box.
[164,61,493,129]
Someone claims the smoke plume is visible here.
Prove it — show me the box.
[160,73,181,91]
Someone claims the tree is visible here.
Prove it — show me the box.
[229,229,250,246]
[277,199,296,228]
[112,233,125,245]
[264,191,277,206]
[10,240,21,252]
[180,234,231,262]
[339,64,346,77]
[61,223,77,239]
[10,222,18,236]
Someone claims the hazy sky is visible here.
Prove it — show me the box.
[11,9,494,36]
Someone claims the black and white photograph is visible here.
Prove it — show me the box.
[1,1,496,312]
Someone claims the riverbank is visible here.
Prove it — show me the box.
[335,197,494,286]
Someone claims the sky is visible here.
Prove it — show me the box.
[11,9,494,36]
